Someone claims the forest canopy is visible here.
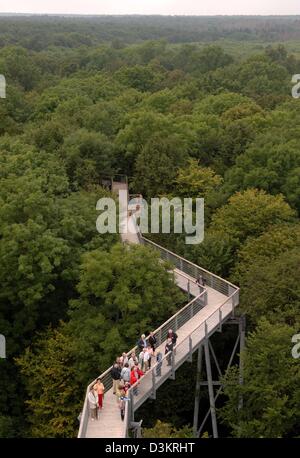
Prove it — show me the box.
[0,16,299,439]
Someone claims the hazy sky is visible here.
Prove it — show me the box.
[1,0,300,16]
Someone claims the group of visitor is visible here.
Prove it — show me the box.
[88,328,178,421]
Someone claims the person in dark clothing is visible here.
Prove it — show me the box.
[165,338,174,366]
[196,275,203,286]
[148,331,157,351]
[111,363,121,395]
[167,329,178,346]
[137,334,147,352]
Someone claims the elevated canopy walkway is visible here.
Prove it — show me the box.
[78,215,239,437]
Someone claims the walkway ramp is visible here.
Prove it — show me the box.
[79,233,239,438]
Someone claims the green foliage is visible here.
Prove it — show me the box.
[115,63,165,92]
[0,415,16,438]
[16,244,184,437]
[210,189,295,245]
[184,230,237,278]
[70,243,184,349]
[175,158,222,198]
[0,46,41,90]
[133,133,189,197]
[233,223,300,284]
[59,129,116,189]
[0,22,299,438]
[16,326,82,438]
[220,319,300,438]
[225,137,300,212]
[235,248,300,325]
[143,420,193,438]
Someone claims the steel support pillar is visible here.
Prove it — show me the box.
[204,339,218,438]
[238,315,246,410]
[196,315,246,438]
[193,345,203,437]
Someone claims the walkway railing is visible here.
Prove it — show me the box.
[141,236,238,301]
[78,275,207,438]
[78,229,239,438]
[126,289,239,431]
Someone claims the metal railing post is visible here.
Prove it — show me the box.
[130,389,135,423]
[79,234,240,438]
[175,315,178,332]
[170,351,176,380]
[218,308,222,332]
[151,371,156,400]
[158,328,162,346]
[187,280,191,302]
[189,336,193,362]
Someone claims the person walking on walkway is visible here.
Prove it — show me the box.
[165,338,174,366]
[138,348,146,371]
[137,334,147,352]
[88,386,99,421]
[196,274,203,286]
[111,363,121,395]
[167,329,178,346]
[146,344,154,370]
[119,388,129,421]
[121,363,131,383]
[94,378,105,410]
[124,381,130,396]
[115,380,125,403]
[128,352,138,369]
[143,346,151,371]
[148,331,157,351]
[155,348,163,376]
[130,363,144,395]
[120,352,129,367]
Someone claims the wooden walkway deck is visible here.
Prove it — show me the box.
[79,198,239,439]
[84,270,229,438]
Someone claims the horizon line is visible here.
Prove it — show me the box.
[0,13,300,18]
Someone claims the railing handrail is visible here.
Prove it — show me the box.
[78,280,207,436]
[141,235,238,291]
[170,267,198,285]
[124,288,239,428]
[84,287,206,392]
[78,211,239,437]
[128,289,238,393]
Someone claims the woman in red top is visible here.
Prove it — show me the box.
[130,363,144,395]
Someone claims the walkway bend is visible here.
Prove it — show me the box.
[78,226,239,438]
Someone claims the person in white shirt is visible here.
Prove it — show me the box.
[146,344,154,369]
[121,352,128,367]
[88,386,98,420]
[128,352,138,369]
[138,349,145,371]
[143,347,151,372]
